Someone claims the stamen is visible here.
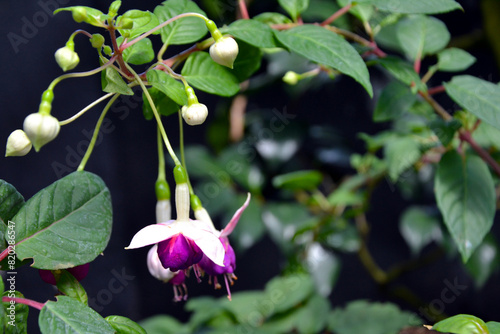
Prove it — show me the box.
[224,274,232,301]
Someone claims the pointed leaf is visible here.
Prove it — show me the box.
[374,80,417,122]
[146,70,187,105]
[153,0,207,45]
[275,25,373,96]
[435,151,496,262]
[432,314,488,334]
[278,0,310,21]
[39,296,114,334]
[272,170,323,191]
[105,315,147,334]
[102,67,133,95]
[444,75,500,130]
[181,52,239,97]
[54,7,107,27]
[0,180,24,226]
[384,136,421,181]
[437,48,476,72]
[355,0,462,14]
[338,0,374,22]
[464,234,500,288]
[375,56,426,91]
[399,206,441,255]
[222,19,277,48]
[12,171,113,269]
[119,37,154,66]
[56,270,88,305]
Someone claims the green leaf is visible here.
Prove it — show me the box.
[435,151,496,262]
[295,294,330,334]
[384,136,421,181]
[473,121,500,149]
[328,300,420,334]
[117,10,159,39]
[272,170,323,191]
[437,48,476,72]
[275,25,373,97]
[181,52,240,96]
[56,270,88,305]
[429,118,462,146]
[12,171,113,269]
[487,322,500,334]
[0,180,24,226]
[106,315,147,334]
[374,80,417,122]
[142,88,180,119]
[374,56,426,91]
[102,67,133,95]
[355,0,462,14]
[305,243,340,297]
[146,70,187,105]
[432,314,489,334]
[278,0,310,21]
[445,75,500,130]
[230,40,263,83]
[119,37,154,65]
[139,315,187,334]
[222,19,277,48]
[54,6,107,27]
[338,0,374,22]
[399,206,441,256]
[464,234,500,288]
[253,12,293,25]
[264,274,314,314]
[39,296,114,334]
[3,291,29,333]
[396,15,450,61]
[153,0,207,45]
[0,279,3,329]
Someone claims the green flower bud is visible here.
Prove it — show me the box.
[181,103,208,126]
[72,7,88,23]
[103,45,113,56]
[90,34,105,49]
[55,44,80,72]
[283,71,300,85]
[23,113,61,152]
[5,130,32,157]
[119,18,134,30]
[209,36,239,69]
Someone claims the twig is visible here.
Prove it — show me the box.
[2,297,45,310]
[238,0,250,19]
[321,4,352,26]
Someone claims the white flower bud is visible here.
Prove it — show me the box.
[5,129,32,157]
[209,36,239,69]
[23,113,61,152]
[156,199,172,223]
[55,46,80,72]
[181,104,208,126]
[147,244,177,282]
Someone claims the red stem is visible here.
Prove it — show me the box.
[459,130,500,177]
[2,297,45,311]
[428,85,446,95]
[321,4,353,26]
[108,25,132,79]
[238,0,250,19]
[0,247,10,263]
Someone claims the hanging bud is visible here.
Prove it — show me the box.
[55,41,80,72]
[283,71,300,85]
[181,104,208,126]
[147,244,177,282]
[89,34,105,49]
[209,36,239,69]
[23,113,60,152]
[5,129,32,157]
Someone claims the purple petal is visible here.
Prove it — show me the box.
[199,237,236,276]
[157,234,203,271]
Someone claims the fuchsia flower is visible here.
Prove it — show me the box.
[194,193,251,300]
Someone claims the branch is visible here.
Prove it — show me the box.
[321,4,352,26]
[459,130,500,177]
[2,297,45,310]
[238,0,250,19]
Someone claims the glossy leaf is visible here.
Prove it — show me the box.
[39,296,114,334]
[276,25,373,97]
[146,70,187,106]
[106,315,147,334]
[435,151,496,262]
[119,37,154,66]
[375,56,426,91]
[432,314,489,334]
[3,291,29,333]
[374,80,417,122]
[384,136,421,181]
[399,206,441,255]
[328,300,420,334]
[437,48,476,72]
[12,171,113,269]
[278,0,310,21]
[102,67,133,95]
[56,270,88,305]
[355,0,462,14]
[222,19,277,48]
[445,75,500,130]
[465,234,500,288]
[117,10,159,39]
[396,15,450,61]
[272,170,323,191]
[306,243,340,297]
[182,52,239,97]
[153,0,207,45]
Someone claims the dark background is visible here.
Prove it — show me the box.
[0,0,499,332]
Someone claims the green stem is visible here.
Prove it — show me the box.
[77,93,121,171]
[155,62,189,87]
[157,126,166,182]
[59,92,115,126]
[126,63,181,166]
[178,109,194,195]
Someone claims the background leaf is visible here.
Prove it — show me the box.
[355,0,462,14]
[105,315,147,334]
[384,136,421,181]
[437,48,477,72]
[222,19,277,48]
[374,80,417,122]
[399,206,441,256]
[435,151,496,262]
[278,0,310,21]
[146,70,187,105]
[432,314,489,334]
[464,234,500,288]
[12,171,113,269]
[272,170,323,191]
[275,25,373,96]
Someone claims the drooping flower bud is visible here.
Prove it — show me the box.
[181,104,208,126]
[55,41,80,72]
[5,129,32,157]
[38,263,90,285]
[209,36,239,69]
[283,71,300,85]
[23,113,61,151]
[147,244,177,282]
